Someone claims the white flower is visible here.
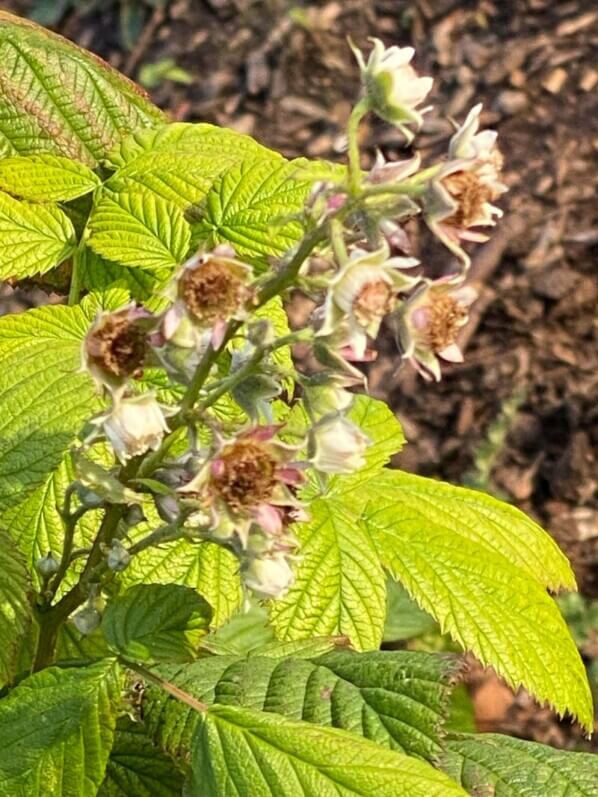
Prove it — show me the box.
[243,553,295,599]
[308,414,370,474]
[102,393,170,463]
[392,276,476,381]
[317,243,420,358]
[425,105,507,267]
[352,38,433,140]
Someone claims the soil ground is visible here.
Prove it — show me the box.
[3,0,598,748]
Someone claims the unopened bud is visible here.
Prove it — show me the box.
[72,606,102,635]
[75,484,104,509]
[155,494,181,524]
[36,552,59,578]
[123,505,145,528]
[106,540,131,572]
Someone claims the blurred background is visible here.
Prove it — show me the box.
[3,0,597,748]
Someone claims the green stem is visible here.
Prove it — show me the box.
[330,219,349,265]
[68,246,84,306]
[347,98,369,196]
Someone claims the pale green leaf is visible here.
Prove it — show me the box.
[98,718,184,797]
[0,155,101,201]
[79,246,169,301]
[190,157,322,264]
[186,704,467,797]
[0,530,31,687]
[441,733,598,797]
[0,289,125,526]
[0,659,121,797]
[88,190,191,270]
[145,650,459,762]
[0,301,102,513]
[105,130,278,211]
[0,190,76,278]
[121,538,243,628]
[102,584,212,663]
[0,12,164,166]
[190,542,243,627]
[359,469,575,591]
[2,454,102,590]
[269,496,386,651]
[364,473,593,730]
[105,122,275,170]
[202,605,275,656]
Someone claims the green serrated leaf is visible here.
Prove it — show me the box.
[186,704,467,797]
[145,650,459,763]
[0,530,31,687]
[88,190,191,271]
[360,469,575,591]
[0,155,101,201]
[202,604,275,656]
[190,157,321,265]
[79,246,169,301]
[98,717,184,797]
[103,584,212,663]
[121,537,243,628]
[0,659,121,797]
[0,190,76,278]
[0,301,101,513]
[0,290,126,548]
[105,122,275,170]
[269,496,386,651]
[441,733,598,797]
[0,12,164,166]
[2,454,101,591]
[364,472,593,730]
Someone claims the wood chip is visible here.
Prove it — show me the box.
[579,68,598,92]
[556,11,598,37]
[542,67,567,93]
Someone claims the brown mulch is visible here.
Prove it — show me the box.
[4,0,598,745]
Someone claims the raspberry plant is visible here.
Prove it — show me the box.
[0,12,595,797]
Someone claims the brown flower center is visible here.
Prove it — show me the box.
[86,316,147,378]
[425,294,468,352]
[180,260,247,324]
[441,170,493,228]
[352,280,395,326]
[212,440,277,510]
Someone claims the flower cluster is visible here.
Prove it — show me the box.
[73,37,505,611]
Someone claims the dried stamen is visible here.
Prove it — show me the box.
[211,440,277,510]
[86,315,147,379]
[180,259,247,324]
[425,294,468,352]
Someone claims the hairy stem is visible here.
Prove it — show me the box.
[347,98,369,196]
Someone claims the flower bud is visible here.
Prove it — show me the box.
[352,38,433,140]
[35,552,59,578]
[102,393,170,464]
[242,553,295,599]
[72,606,102,635]
[308,415,370,474]
[106,539,131,572]
[303,374,355,419]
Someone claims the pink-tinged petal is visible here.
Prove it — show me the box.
[327,194,347,211]
[277,466,305,486]
[339,345,377,363]
[242,425,282,442]
[213,243,236,258]
[210,319,227,349]
[252,503,283,535]
[162,305,183,340]
[438,342,464,363]
[411,306,430,331]
[211,458,226,479]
